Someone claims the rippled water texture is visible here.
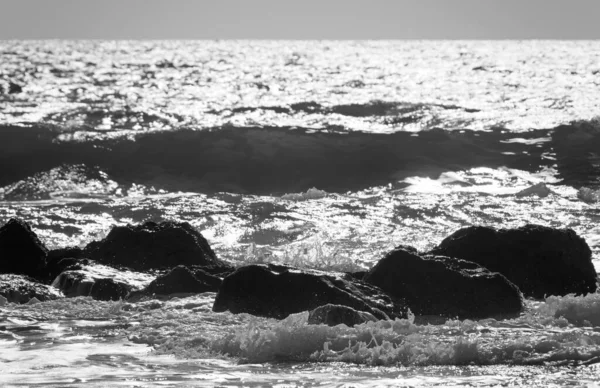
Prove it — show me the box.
[2,41,600,132]
[1,41,600,387]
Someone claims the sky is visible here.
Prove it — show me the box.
[0,0,599,39]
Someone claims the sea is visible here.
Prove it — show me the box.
[1,40,600,387]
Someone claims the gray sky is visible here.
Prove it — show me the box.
[1,0,599,39]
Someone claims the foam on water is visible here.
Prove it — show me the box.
[3,294,600,386]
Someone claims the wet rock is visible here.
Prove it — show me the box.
[0,274,63,303]
[52,271,90,297]
[90,278,130,301]
[213,264,405,320]
[307,304,377,327]
[364,247,524,320]
[37,246,88,284]
[52,270,130,301]
[0,218,48,277]
[128,265,221,301]
[85,221,223,271]
[429,225,597,298]
[51,262,152,301]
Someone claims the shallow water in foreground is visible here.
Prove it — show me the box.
[2,294,600,387]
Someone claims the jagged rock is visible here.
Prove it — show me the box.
[128,265,221,301]
[0,218,48,277]
[52,262,152,301]
[307,304,377,327]
[364,247,524,320]
[429,225,597,298]
[213,264,406,320]
[85,221,222,271]
[0,274,63,303]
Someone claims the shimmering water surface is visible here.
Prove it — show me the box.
[1,41,600,387]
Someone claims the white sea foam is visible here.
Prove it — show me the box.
[2,293,600,386]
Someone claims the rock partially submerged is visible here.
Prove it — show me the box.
[52,271,131,301]
[52,262,153,301]
[0,218,48,277]
[36,246,88,284]
[307,304,377,327]
[430,225,597,298]
[128,265,222,301]
[85,221,223,271]
[0,274,63,303]
[364,247,524,320]
[212,264,405,320]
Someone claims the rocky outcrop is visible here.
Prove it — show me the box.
[307,304,377,327]
[0,218,48,277]
[85,221,222,271]
[51,263,152,301]
[0,274,63,303]
[52,271,131,301]
[52,271,130,301]
[212,264,406,320]
[127,265,221,301]
[364,247,524,320]
[35,246,88,284]
[89,278,131,301]
[429,225,597,298]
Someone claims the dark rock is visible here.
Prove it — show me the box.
[0,274,63,303]
[37,246,87,284]
[48,246,86,261]
[213,264,406,320]
[85,221,223,271]
[0,218,48,277]
[51,263,150,301]
[52,271,92,298]
[308,304,377,327]
[429,225,597,298]
[364,247,524,320]
[53,271,130,301]
[89,278,130,301]
[128,265,221,301]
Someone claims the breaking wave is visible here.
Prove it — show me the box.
[12,292,598,367]
[3,120,599,197]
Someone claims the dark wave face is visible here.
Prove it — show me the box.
[2,40,600,198]
[1,121,599,198]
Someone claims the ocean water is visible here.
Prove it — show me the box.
[1,40,600,387]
